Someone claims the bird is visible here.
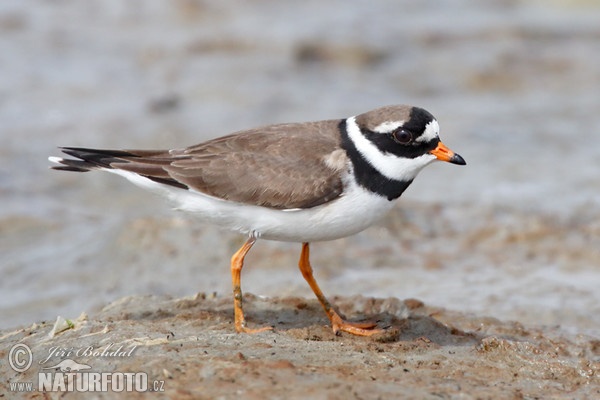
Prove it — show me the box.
[49,104,466,336]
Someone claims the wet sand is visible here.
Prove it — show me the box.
[2,293,599,399]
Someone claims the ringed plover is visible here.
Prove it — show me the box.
[49,105,466,336]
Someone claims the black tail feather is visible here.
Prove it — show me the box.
[49,147,189,190]
[59,147,137,168]
[49,147,136,172]
[51,163,92,172]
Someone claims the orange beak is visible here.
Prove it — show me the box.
[429,141,466,165]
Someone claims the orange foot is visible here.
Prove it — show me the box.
[330,311,385,337]
[235,320,273,334]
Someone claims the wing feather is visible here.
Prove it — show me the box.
[165,120,346,209]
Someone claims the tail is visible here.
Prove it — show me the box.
[49,147,188,189]
[48,147,147,172]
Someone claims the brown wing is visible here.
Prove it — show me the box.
[56,119,346,210]
[166,120,345,209]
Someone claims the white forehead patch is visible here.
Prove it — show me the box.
[415,119,439,143]
[373,120,404,134]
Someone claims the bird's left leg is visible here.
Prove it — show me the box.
[298,242,384,336]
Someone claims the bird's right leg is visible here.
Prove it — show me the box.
[230,236,272,334]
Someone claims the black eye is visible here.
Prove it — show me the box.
[391,129,413,144]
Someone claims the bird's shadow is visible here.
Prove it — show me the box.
[229,294,482,346]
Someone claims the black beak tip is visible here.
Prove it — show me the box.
[450,153,466,166]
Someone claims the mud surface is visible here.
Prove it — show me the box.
[2,294,599,399]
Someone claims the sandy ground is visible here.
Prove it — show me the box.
[2,293,599,399]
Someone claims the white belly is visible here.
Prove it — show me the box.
[109,169,396,242]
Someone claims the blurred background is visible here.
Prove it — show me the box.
[1,0,599,336]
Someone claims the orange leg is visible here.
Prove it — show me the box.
[230,236,272,334]
[298,243,384,336]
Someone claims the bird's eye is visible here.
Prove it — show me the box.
[391,129,413,144]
